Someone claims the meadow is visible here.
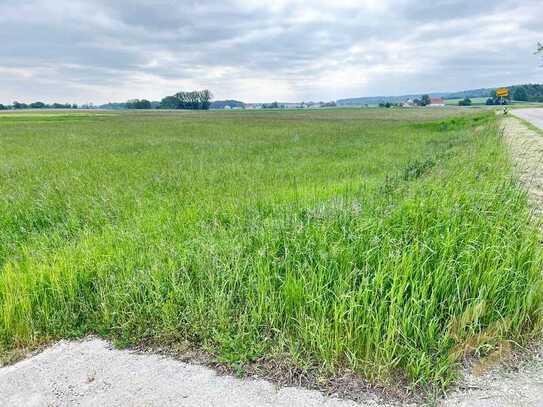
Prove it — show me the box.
[0,108,542,391]
[444,97,488,106]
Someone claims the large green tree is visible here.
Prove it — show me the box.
[513,87,528,101]
[420,94,431,106]
[160,90,213,110]
[30,101,46,109]
[160,96,181,109]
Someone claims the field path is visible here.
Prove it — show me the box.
[2,116,543,407]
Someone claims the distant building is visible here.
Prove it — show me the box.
[429,97,445,107]
[401,99,416,108]
[244,104,262,109]
[283,103,302,109]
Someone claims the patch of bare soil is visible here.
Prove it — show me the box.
[441,346,543,406]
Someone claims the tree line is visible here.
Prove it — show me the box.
[125,99,152,109]
[159,90,212,110]
[122,90,213,110]
[0,101,78,110]
[1,89,214,111]
[485,84,543,105]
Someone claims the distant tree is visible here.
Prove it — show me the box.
[513,87,528,101]
[420,94,431,106]
[30,101,46,109]
[321,101,337,108]
[263,101,280,109]
[486,98,495,106]
[52,103,71,109]
[140,99,151,109]
[160,96,181,109]
[210,100,245,109]
[0,104,6,110]
[13,101,28,109]
[458,97,472,106]
[510,84,543,102]
[126,99,152,109]
[72,104,78,109]
[200,89,212,110]
[160,90,212,110]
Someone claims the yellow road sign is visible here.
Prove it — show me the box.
[496,88,509,97]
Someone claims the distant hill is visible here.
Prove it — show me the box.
[445,88,494,99]
[336,94,447,106]
[336,84,543,106]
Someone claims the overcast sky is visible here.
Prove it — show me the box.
[1,0,541,104]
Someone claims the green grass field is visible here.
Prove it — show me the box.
[444,97,488,106]
[1,109,542,390]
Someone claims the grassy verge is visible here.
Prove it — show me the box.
[0,109,542,391]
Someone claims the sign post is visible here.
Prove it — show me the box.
[496,88,509,115]
[496,88,509,103]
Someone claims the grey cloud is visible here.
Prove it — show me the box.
[396,0,512,22]
[0,0,541,104]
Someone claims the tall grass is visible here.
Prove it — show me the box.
[0,109,541,389]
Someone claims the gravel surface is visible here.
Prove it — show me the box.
[0,339,388,407]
